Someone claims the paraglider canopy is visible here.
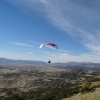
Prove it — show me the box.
[39,42,58,50]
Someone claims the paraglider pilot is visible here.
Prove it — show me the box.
[48,60,51,63]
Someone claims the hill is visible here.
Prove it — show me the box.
[62,88,100,100]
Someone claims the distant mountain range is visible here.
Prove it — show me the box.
[0,58,46,65]
[0,58,100,71]
[53,62,100,71]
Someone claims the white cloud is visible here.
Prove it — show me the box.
[58,49,72,53]
[46,52,100,63]
[10,41,33,47]
[85,44,100,55]
[29,40,40,45]
[0,51,46,61]
[7,0,100,45]
[27,52,33,54]
[0,51,100,63]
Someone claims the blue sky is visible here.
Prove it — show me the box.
[0,0,100,63]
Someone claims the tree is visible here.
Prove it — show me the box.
[81,82,91,93]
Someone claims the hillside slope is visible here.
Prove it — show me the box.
[62,88,100,100]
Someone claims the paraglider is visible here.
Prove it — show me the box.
[39,42,58,63]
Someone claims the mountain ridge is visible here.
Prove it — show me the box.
[0,58,100,71]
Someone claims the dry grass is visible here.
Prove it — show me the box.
[62,88,100,100]
[91,81,100,87]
